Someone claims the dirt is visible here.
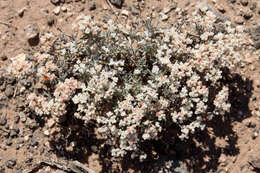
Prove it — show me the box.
[0,0,260,172]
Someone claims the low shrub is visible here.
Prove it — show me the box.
[7,5,247,161]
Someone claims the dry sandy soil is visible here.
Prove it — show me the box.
[0,0,260,172]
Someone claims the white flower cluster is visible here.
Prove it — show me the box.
[7,4,249,161]
[7,53,33,77]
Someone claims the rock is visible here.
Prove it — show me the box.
[61,6,67,12]
[24,24,40,46]
[197,2,229,21]
[216,4,225,13]
[252,130,259,139]
[18,8,25,17]
[249,155,260,169]
[89,1,96,11]
[14,115,20,124]
[0,55,7,61]
[24,135,30,141]
[161,14,169,21]
[20,79,31,88]
[0,76,4,85]
[250,2,257,11]
[47,119,55,128]
[109,0,122,7]
[5,158,16,169]
[245,121,257,128]
[0,166,5,172]
[243,9,253,20]
[10,127,20,138]
[51,0,60,5]
[24,157,33,164]
[235,16,244,24]
[53,6,61,15]
[230,0,236,3]
[250,25,260,49]
[232,156,237,163]
[44,130,50,136]
[131,7,140,15]
[20,113,27,123]
[90,145,98,153]
[6,76,16,85]
[250,26,260,39]
[0,116,7,126]
[30,138,39,147]
[26,119,38,129]
[163,3,177,14]
[121,10,129,17]
[240,0,248,6]
[255,41,260,49]
[47,15,55,26]
[5,86,14,98]
[6,140,12,146]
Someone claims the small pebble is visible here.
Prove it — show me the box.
[53,6,61,15]
[0,55,7,61]
[109,0,122,7]
[161,14,169,21]
[24,135,30,141]
[30,138,38,147]
[47,15,55,26]
[121,10,129,17]
[6,140,12,146]
[235,16,244,24]
[89,1,96,11]
[240,0,248,6]
[50,0,60,5]
[14,115,20,124]
[61,6,67,12]
[47,119,55,128]
[24,24,40,46]
[5,158,16,169]
[216,4,225,13]
[243,10,253,20]
[252,130,258,139]
[43,130,50,136]
[250,2,257,10]
[90,145,98,153]
[0,116,7,126]
[18,8,25,17]
[245,121,256,128]
[5,86,14,98]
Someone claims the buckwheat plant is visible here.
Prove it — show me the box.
[7,5,248,161]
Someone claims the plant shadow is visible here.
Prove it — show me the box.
[47,70,253,173]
